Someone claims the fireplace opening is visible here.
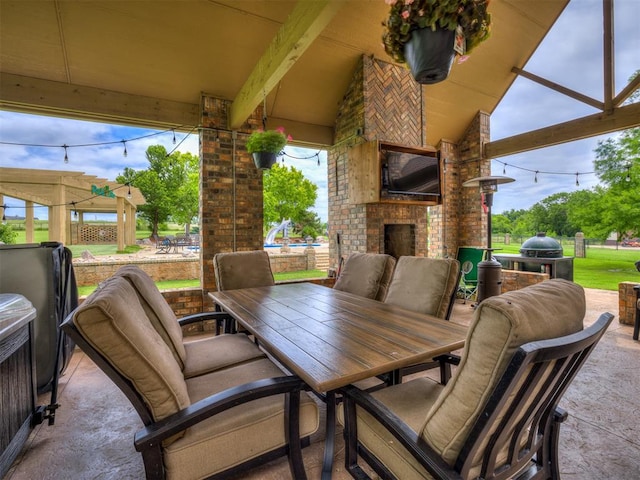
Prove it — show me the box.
[384,224,415,259]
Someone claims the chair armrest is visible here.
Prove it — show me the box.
[340,384,463,480]
[177,311,232,326]
[554,406,568,423]
[134,375,307,451]
[433,353,460,366]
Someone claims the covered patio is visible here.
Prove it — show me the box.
[1,1,639,479]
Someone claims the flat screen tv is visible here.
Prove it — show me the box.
[380,147,441,198]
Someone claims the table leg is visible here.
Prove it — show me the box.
[321,391,336,480]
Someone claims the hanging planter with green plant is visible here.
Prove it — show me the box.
[382,0,491,84]
[246,127,292,170]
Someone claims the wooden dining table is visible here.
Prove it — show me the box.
[209,282,467,479]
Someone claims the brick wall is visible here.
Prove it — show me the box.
[618,281,639,325]
[502,270,549,293]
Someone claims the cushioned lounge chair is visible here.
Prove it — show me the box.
[61,276,319,480]
[338,279,613,480]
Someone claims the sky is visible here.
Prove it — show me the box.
[0,0,638,221]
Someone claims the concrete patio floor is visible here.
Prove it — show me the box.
[5,288,639,480]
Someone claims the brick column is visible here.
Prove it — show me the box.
[200,95,265,294]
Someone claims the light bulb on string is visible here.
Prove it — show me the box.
[122,140,128,157]
[63,144,69,164]
[626,165,631,182]
[172,129,177,145]
[127,184,132,199]
[317,154,320,167]
[575,172,580,187]
[502,163,507,175]
[534,170,539,183]
[1,204,6,222]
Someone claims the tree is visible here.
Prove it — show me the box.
[527,192,580,237]
[263,164,318,232]
[117,145,199,237]
[580,126,640,241]
[171,154,200,234]
[491,214,512,234]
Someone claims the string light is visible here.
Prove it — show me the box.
[492,159,600,187]
[534,170,539,183]
[503,163,507,175]
[127,184,132,199]
[63,144,69,163]
[1,204,6,222]
[172,129,176,145]
[575,172,580,186]
[121,140,128,157]
[626,164,631,182]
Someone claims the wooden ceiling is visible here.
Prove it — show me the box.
[1,0,638,152]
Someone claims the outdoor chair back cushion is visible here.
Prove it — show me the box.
[384,256,460,319]
[114,265,266,378]
[422,278,586,466]
[213,250,275,291]
[333,252,397,301]
[72,276,190,423]
[114,265,187,369]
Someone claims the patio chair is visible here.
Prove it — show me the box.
[213,250,276,332]
[339,279,614,480]
[456,246,484,304]
[61,276,319,480]
[382,256,461,384]
[333,252,397,301]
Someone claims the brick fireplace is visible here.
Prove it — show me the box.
[327,55,490,269]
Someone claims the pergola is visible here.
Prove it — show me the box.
[0,167,144,250]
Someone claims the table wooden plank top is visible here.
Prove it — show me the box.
[209,282,467,393]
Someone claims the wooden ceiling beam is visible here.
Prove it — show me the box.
[484,101,640,159]
[228,0,343,130]
[510,67,604,110]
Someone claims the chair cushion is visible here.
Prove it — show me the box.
[421,278,586,465]
[213,251,275,291]
[384,256,460,319]
[337,378,443,480]
[333,252,397,301]
[164,358,320,479]
[114,265,187,369]
[182,334,266,378]
[73,277,190,422]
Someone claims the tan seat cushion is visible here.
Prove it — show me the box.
[333,252,397,301]
[337,377,443,480]
[182,334,266,378]
[384,256,460,319]
[164,358,320,480]
[114,265,187,369]
[73,276,190,422]
[213,251,275,291]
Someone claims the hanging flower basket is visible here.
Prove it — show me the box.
[382,0,491,85]
[246,127,291,170]
[404,27,456,84]
[252,151,278,170]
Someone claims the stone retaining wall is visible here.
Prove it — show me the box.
[502,270,549,293]
[73,250,317,287]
